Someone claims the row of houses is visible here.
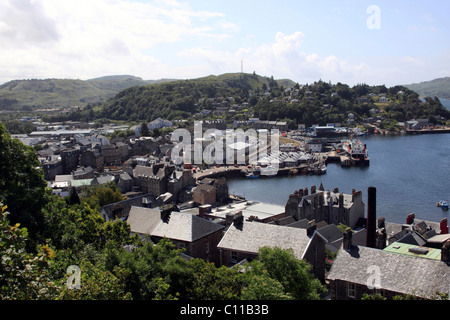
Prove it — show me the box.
[111,183,449,299]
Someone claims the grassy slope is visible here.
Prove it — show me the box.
[405,77,450,99]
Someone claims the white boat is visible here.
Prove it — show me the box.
[437,200,449,209]
[342,139,370,166]
[260,165,278,176]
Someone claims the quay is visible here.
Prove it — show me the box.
[405,128,450,135]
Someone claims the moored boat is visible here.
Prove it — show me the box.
[260,165,278,176]
[437,200,449,209]
[341,139,370,166]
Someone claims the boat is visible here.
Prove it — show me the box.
[436,200,449,209]
[246,171,259,179]
[341,139,370,166]
[260,165,278,176]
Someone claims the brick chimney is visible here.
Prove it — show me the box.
[343,228,353,250]
[226,211,243,228]
[307,219,316,237]
[406,213,415,225]
[441,240,450,263]
[440,217,448,234]
[198,204,211,218]
[366,186,377,248]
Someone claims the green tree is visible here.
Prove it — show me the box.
[57,260,132,300]
[240,273,293,300]
[245,247,326,300]
[103,239,193,300]
[140,121,150,137]
[186,259,242,300]
[0,203,59,299]
[0,121,47,245]
[80,182,124,211]
[67,186,80,205]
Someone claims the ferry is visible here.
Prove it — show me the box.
[341,139,370,166]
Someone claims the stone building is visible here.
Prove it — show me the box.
[127,206,225,265]
[327,239,450,300]
[285,185,365,229]
[217,217,327,282]
[102,142,129,165]
[80,148,104,172]
[60,148,80,174]
[193,184,216,206]
[133,164,174,196]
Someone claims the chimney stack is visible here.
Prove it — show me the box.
[440,218,448,234]
[406,213,415,224]
[441,240,450,263]
[199,204,211,218]
[343,228,353,250]
[307,219,316,237]
[366,186,377,248]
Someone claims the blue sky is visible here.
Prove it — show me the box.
[0,0,449,86]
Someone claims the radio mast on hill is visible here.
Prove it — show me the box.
[241,60,243,73]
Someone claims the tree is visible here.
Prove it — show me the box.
[186,259,242,300]
[244,247,326,300]
[80,182,124,211]
[0,203,59,299]
[102,239,193,300]
[140,121,150,137]
[67,186,80,205]
[0,121,47,246]
[57,260,132,300]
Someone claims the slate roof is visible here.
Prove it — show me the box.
[127,206,224,242]
[217,221,317,260]
[327,245,450,299]
[127,206,161,235]
[151,211,225,242]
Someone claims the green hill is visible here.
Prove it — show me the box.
[0,76,177,110]
[405,77,450,99]
[95,73,297,122]
[45,73,449,130]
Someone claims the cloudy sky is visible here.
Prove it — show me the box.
[0,0,449,86]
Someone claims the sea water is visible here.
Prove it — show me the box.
[227,133,450,224]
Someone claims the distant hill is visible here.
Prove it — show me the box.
[40,72,450,130]
[0,75,177,110]
[95,72,298,122]
[404,77,450,99]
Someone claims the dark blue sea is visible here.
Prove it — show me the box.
[228,133,450,224]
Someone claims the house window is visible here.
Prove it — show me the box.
[206,242,210,253]
[347,283,356,299]
[230,251,238,264]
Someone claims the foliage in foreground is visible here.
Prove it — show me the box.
[0,197,326,300]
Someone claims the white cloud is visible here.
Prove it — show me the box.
[178,31,373,85]
[0,0,232,83]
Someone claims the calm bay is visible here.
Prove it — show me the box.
[227,133,450,225]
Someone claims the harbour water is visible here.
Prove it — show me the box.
[228,133,450,225]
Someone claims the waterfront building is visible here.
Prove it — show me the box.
[285,185,365,229]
